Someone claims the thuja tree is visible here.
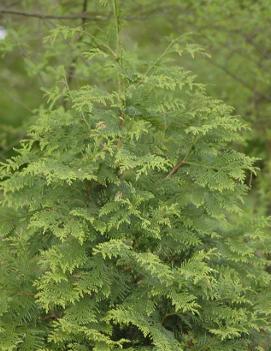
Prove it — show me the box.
[1,1,271,350]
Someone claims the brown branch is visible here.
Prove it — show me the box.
[166,138,197,178]
[0,8,107,21]
[0,5,183,22]
[166,159,187,178]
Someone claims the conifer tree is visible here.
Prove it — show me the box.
[0,1,271,350]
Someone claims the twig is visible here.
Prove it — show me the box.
[66,0,89,88]
[0,5,183,22]
[166,159,187,178]
[112,0,125,130]
[0,8,107,21]
[166,138,197,178]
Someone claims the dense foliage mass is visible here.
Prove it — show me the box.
[0,1,271,350]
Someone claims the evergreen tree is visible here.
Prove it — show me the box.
[0,1,271,350]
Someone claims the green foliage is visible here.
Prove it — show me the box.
[0,1,271,350]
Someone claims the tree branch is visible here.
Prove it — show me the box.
[166,160,187,178]
[66,0,89,87]
[0,5,183,22]
[0,8,107,21]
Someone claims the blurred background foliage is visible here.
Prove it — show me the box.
[0,0,270,209]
